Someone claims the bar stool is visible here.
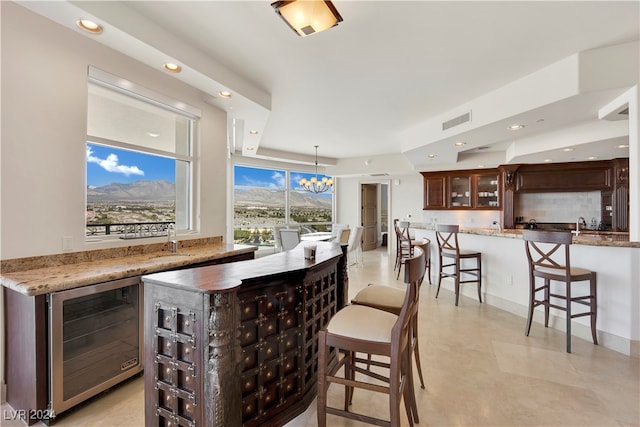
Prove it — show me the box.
[435,224,482,306]
[351,258,427,389]
[410,238,432,285]
[522,230,598,353]
[317,249,426,427]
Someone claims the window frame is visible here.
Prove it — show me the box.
[85,68,200,240]
[232,163,335,246]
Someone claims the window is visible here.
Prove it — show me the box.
[85,68,199,239]
[233,165,333,248]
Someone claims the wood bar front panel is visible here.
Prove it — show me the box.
[144,250,344,427]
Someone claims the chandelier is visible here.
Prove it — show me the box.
[299,145,333,194]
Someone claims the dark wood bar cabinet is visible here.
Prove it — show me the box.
[141,242,348,427]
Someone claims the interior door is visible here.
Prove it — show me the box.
[361,184,378,251]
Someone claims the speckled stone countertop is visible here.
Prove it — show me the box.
[0,237,257,296]
[409,224,638,248]
[461,228,638,247]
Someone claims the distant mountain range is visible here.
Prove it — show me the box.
[235,187,332,208]
[88,180,332,207]
[87,180,175,201]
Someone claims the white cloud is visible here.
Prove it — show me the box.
[241,171,286,188]
[86,147,144,177]
[271,171,285,188]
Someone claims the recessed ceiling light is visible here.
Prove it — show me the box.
[76,19,103,34]
[563,148,574,152]
[508,124,525,131]
[427,154,437,158]
[454,142,466,147]
[249,130,259,135]
[587,156,598,160]
[618,144,629,148]
[163,63,182,73]
[245,147,255,151]
[218,91,232,99]
[544,159,552,162]
[146,132,160,138]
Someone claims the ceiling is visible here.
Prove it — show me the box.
[17,1,640,171]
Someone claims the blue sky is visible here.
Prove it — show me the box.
[234,165,333,193]
[86,143,175,187]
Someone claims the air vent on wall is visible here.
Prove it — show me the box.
[442,111,471,131]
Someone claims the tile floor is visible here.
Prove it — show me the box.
[2,247,639,426]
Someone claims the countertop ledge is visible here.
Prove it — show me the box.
[407,223,637,248]
[0,239,257,297]
[449,227,637,248]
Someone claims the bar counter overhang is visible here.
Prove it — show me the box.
[141,241,348,427]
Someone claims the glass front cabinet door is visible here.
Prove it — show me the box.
[475,174,500,208]
[449,175,471,208]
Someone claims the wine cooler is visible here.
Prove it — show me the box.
[48,276,143,415]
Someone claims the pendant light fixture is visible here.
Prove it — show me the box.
[271,0,343,37]
[299,146,333,193]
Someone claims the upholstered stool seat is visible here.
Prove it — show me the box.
[327,305,398,343]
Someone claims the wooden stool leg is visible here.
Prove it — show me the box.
[454,259,461,306]
[590,273,598,345]
[317,330,328,427]
[476,254,482,303]
[544,279,550,327]
[436,258,443,299]
[525,275,535,336]
[566,281,572,353]
[412,313,425,389]
[404,346,418,426]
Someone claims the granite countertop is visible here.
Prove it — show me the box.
[0,238,257,297]
[142,241,344,293]
[458,228,638,248]
[409,223,638,248]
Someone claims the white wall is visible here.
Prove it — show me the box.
[0,3,229,394]
[335,173,424,232]
[0,2,228,260]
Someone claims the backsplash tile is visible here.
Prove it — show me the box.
[515,191,601,223]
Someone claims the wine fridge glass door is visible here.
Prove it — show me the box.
[48,276,143,416]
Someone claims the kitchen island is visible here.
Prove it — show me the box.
[140,241,347,427]
[411,225,639,357]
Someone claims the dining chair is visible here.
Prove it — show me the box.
[279,229,301,251]
[337,227,351,245]
[317,248,426,427]
[272,225,287,252]
[435,224,482,306]
[331,224,349,241]
[522,230,598,353]
[347,226,364,266]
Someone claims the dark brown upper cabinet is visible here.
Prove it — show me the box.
[422,169,500,210]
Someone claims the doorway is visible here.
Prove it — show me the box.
[360,181,390,252]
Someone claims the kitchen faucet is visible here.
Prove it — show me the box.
[167,224,178,253]
[573,217,586,236]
